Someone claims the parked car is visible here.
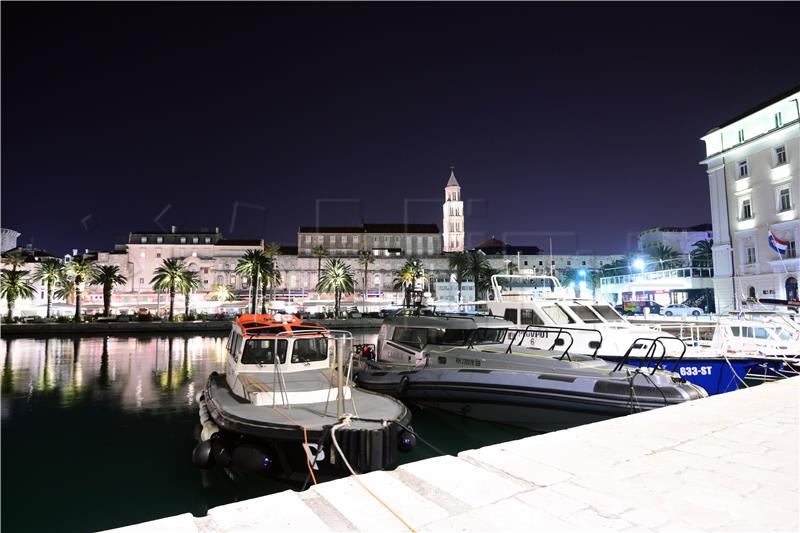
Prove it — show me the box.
[660,303,703,317]
[620,300,662,316]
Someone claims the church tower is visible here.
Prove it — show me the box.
[442,167,464,252]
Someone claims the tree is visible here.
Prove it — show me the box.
[178,269,202,317]
[1,269,35,321]
[448,252,470,303]
[91,265,128,317]
[357,251,375,310]
[208,284,235,302]
[2,251,26,272]
[32,258,64,318]
[691,239,714,268]
[392,265,415,307]
[315,258,355,316]
[311,245,329,287]
[649,244,682,270]
[54,272,76,306]
[151,258,185,321]
[235,250,267,314]
[465,251,495,300]
[67,258,96,322]
[263,242,282,307]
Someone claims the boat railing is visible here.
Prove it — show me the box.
[613,336,687,375]
[269,329,354,418]
[505,324,603,360]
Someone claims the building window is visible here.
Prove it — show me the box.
[523,260,528,266]
[779,188,791,212]
[305,235,311,243]
[741,199,752,220]
[787,240,797,259]
[180,237,186,244]
[551,260,555,265]
[156,237,163,244]
[139,251,146,258]
[582,261,586,265]
[204,237,211,244]
[738,160,748,177]
[567,261,571,266]
[192,237,199,244]
[353,235,359,244]
[775,112,783,128]
[139,278,144,284]
[192,252,197,257]
[745,246,756,264]
[156,253,161,258]
[539,261,543,266]
[776,146,787,165]
[140,237,147,244]
[737,129,745,143]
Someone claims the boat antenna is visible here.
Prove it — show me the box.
[549,237,554,276]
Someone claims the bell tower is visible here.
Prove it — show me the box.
[442,166,464,252]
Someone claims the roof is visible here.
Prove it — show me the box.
[1,246,59,262]
[279,245,299,255]
[298,223,439,234]
[446,170,460,187]
[706,83,800,134]
[639,223,712,236]
[473,237,541,255]
[216,239,264,247]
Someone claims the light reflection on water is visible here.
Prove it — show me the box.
[1,334,532,533]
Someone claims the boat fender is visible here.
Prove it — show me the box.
[232,443,273,475]
[195,391,204,403]
[200,421,220,442]
[398,430,416,453]
[192,440,214,469]
[396,375,410,396]
[210,434,233,468]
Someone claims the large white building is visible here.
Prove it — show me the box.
[700,86,800,311]
[637,224,713,256]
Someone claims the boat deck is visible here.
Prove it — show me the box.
[107,377,798,532]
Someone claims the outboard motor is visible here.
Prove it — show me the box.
[232,442,273,475]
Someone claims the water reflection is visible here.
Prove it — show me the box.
[0,335,227,419]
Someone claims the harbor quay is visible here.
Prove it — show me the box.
[107,376,798,533]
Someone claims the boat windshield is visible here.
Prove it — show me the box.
[241,338,287,365]
[430,327,507,345]
[591,305,625,322]
[568,305,603,324]
[291,337,329,363]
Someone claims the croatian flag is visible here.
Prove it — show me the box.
[768,228,788,255]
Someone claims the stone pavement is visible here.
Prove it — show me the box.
[107,377,799,532]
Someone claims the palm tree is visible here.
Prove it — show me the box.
[448,252,470,303]
[1,269,35,321]
[208,284,235,302]
[54,272,76,306]
[465,251,495,300]
[33,258,64,318]
[392,265,415,307]
[315,258,355,316]
[649,244,681,270]
[67,258,96,322]
[151,258,185,321]
[357,251,375,310]
[91,265,128,317]
[2,251,26,272]
[178,269,202,318]
[691,239,714,268]
[235,250,267,314]
[311,245,329,286]
[260,259,282,313]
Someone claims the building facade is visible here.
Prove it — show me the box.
[297,224,441,257]
[442,169,465,252]
[700,86,800,311]
[637,224,713,255]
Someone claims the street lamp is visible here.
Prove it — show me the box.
[633,258,645,272]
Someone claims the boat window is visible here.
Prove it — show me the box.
[521,309,545,325]
[542,305,574,325]
[753,328,770,340]
[472,328,507,344]
[427,328,506,345]
[231,333,243,358]
[241,339,287,365]
[729,326,740,337]
[292,338,328,363]
[591,305,624,322]
[392,327,428,348]
[743,327,754,338]
[503,309,518,323]
[226,331,234,350]
[569,305,602,324]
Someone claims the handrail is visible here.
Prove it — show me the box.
[506,324,603,359]
[613,336,686,375]
[504,324,575,360]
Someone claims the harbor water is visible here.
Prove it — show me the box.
[0,334,532,533]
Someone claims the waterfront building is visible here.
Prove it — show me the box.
[700,85,800,311]
[1,228,21,253]
[297,223,441,258]
[0,244,65,316]
[442,168,465,252]
[637,224,713,256]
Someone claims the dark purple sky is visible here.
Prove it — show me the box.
[3,2,798,255]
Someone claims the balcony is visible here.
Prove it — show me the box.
[601,266,715,287]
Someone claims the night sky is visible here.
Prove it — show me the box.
[3,2,798,256]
